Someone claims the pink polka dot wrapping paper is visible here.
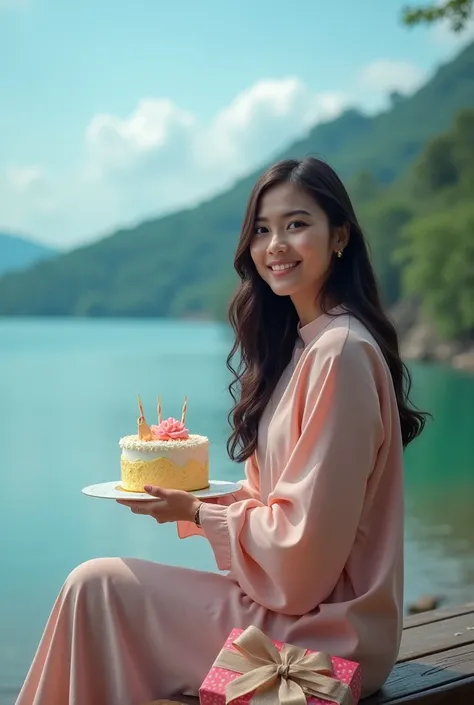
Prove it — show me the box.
[199,628,362,705]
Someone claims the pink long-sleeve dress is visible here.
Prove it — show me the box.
[15,310,404,705]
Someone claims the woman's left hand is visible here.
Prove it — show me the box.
[116,485,201,524]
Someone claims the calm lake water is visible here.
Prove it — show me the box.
[1,318,474,702]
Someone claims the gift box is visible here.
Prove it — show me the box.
[200,626,361,705]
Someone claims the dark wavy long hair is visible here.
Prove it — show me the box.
[226,157,428,462]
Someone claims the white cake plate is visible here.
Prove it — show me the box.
[81,479,243,501]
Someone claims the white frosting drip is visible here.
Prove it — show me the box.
[119,433,208,452]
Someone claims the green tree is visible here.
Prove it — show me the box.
[395,109,474,338]
[412,109,474,196]
[413,133,458,194]
[402,0,473,32]
[397,203,474,338]
[359,198,413,307]
[350,171,381,205]
[451,110,474,195]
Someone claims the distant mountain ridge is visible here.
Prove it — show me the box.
[0,233,58,276]
[0,41,473,317]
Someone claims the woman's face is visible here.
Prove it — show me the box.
[249,182,347,323]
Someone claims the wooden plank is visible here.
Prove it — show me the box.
[403,603,474,630]
[368,677,474,704]
[366,644,474,703]
[398,615,474,661]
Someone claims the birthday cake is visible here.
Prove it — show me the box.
[119,397,209,492]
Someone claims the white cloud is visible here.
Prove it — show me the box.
[196,79,347,172]
[0,62,422,248]
[1,77,350,247]
[83,79,348,193]
[86,98,196,176]
[358,60,425,95]
[77,79,349,240]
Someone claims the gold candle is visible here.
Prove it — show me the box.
[137,395,153,441]
[137,395,145,419]
[157,396,162,424]
[181,396,188,424]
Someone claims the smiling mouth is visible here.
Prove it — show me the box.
[268,262,300,274]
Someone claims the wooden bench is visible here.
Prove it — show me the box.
[173,601,474,704]
[365,601,474,704]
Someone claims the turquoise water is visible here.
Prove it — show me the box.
[1,318,474,701]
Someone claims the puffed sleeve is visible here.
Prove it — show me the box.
[176,452,261,539]
[198,334,385,614]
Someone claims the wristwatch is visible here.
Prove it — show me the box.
[193,502,203,527]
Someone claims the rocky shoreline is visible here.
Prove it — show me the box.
[401,321,474,371]
[391,299,474,372]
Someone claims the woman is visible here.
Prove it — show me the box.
[16,157,427,705]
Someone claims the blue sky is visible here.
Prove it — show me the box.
[1,0,472,248]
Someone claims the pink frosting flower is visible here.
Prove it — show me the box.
[151,417,189,441]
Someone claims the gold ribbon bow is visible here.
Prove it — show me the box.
[214,626,354,705]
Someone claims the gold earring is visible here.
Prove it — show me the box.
[336,250,343,259]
